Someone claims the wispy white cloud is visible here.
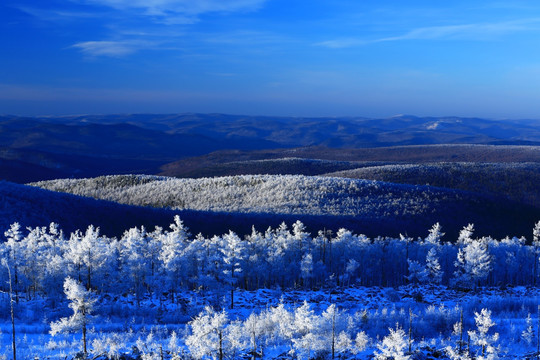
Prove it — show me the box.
[72,40,157,57]
[17,6,96,21]
[81,0,267,23]
[317,18,540,48]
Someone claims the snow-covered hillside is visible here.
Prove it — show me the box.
[33,174,466,216]
[31,174,540,239]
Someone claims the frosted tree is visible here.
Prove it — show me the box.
[334,331,353,357]
[19,226,46,298]
[425,247,443,284]
[3,223,23,303]
[320,304,350,360]
[243,312,268,360]
[425,222,444,245]
[91,332,131,360]
[344,258,359,286]
[185,306,230,360]
[457,224,475,245]
[226,320,248,360]
[50,277,97,357]
[269,303,295,350]
[135,331,165,360]
[65,225,110,291]
[159,216,190,302]
[522,313,534,347]
[120,226,149,306]
[2,258,17,360]
[300,253,313,289]
[292,301,321,359]
[220,230,246,308]
[446,308,469,360]
[533,221,540,285]
[374,324,410,360]
[468,308,499,359]
[446,346,472,360]
[353,331,369,354]
[406,259,427,285]
[452,238,492,290]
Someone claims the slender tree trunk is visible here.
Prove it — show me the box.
[87,264,92,291]
[251,330,257,360]
[83,316,87,357]
[14,265,19,304]
[219,330,224,360]
[534,246,538,286]
[536,305,540,359]
[5,262,17,360]
[408,308,413,353]
[331,309,336,360]
[459,308,464,354]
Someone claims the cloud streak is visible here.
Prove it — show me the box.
[317,18,540,48]
[72,40,158,57]
[82,0,267,23]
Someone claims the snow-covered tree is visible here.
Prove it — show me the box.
[406,259,427,285]
[119,226,150,306]
[159,216,190,302]
[3,223,23,303]
[522,313,534,346]
[243,312,268,360]
[533,221,540,285]
[292,301,320,359]
[185,306,230,360]
[320,304,350,360]
[468,308,499,360]
[353,331,369,354]
[50,277,97,357]
[2,258,17,360]
[425,222,444,245]
[65,225,111,291]
[300,253,314,289]
[425,247,443,284]
[221,230,247,308]
[452,238,492,290]
[374,324,410,360]
[457,224,475,245]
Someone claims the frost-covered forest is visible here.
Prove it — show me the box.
[30,174,540,240]
[31,174,477,216]
[2,217,540,359]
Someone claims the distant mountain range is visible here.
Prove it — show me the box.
[1,113,539,238]
[1,113,540,182]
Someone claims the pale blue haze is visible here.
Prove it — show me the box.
[2,0,540,117]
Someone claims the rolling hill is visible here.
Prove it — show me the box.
[326,162,540,209]
[2,114,540,183]
[0,180,183,237]
[31,174,540,239]
[159,144,540,177]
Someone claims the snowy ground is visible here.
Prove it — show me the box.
[2,284,540,359]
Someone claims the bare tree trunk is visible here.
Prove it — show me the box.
[536,305,540,359]
[219,330,224,360]
[4,261,17,360]
[83,318,87,357]
[459,308,464,354]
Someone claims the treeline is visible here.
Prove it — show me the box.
[1,218,540,304]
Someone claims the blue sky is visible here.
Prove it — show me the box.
[2,0,540,118]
